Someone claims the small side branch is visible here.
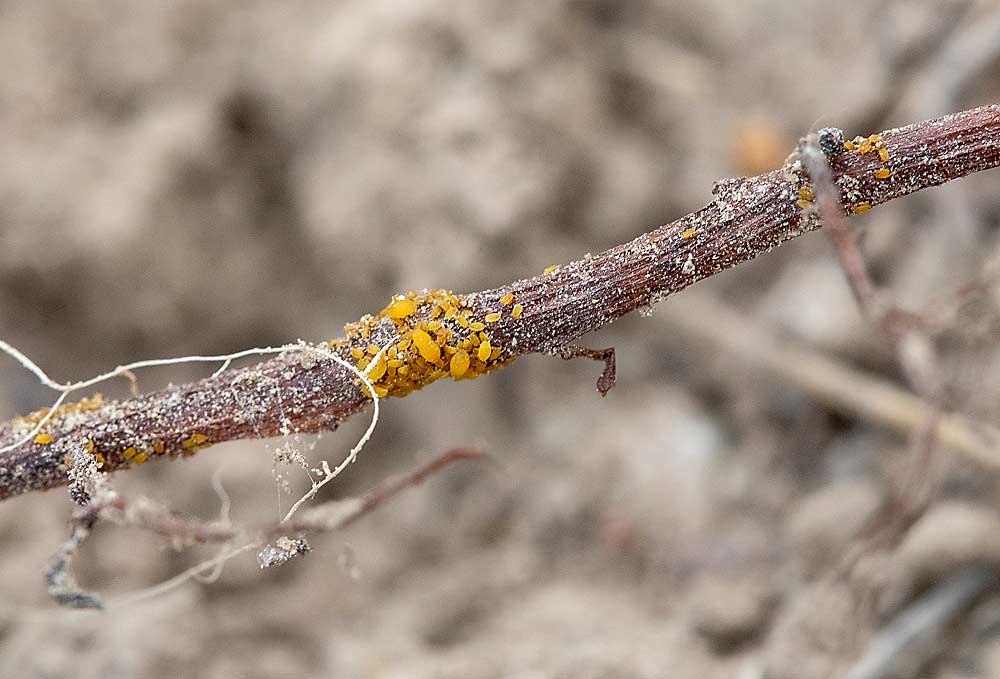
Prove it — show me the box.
[557,345,616,397]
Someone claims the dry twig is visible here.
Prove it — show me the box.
[1,105,999,502]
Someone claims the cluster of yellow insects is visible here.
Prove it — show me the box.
[844,133,893,214]
[794,132,893,215]
[336,288,525,398]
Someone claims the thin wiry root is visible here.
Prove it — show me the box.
[278,342,389,524]
[319,447,489,532]
[800,136,943,397]
[193,468,235,584]
[44,448,486,608]
[19,336,388,608]
[558,345,617,397]
[44,510,103,610]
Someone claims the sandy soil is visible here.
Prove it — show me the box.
[2,1,1000,677]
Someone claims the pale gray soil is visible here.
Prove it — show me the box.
[2,1,1000,677]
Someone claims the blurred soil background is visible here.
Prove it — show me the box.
[2,1,1000,677]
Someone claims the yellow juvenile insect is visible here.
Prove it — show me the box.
[478,340,492,362]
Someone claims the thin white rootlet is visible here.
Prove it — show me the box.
[0,336,388,607]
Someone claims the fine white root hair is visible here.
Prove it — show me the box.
[0,338,64,390]
[1,335,390,606]
[107,543,259,608]
[193,469,235,585]
[279,342,388,524]
[0,341,301,454]
[110,340,388,607]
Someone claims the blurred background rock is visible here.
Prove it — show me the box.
[1,1,999,677]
